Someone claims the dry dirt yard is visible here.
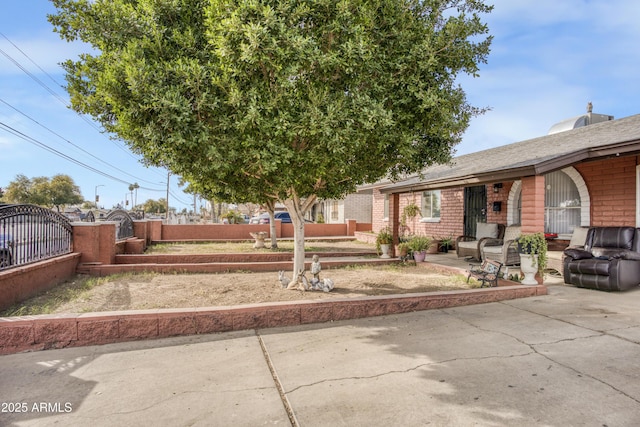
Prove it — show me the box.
[1,241,476,316]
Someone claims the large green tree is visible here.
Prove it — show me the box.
[50,0,492,278]
[3,174,83,211]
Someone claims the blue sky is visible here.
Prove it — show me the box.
[1,1,639,210]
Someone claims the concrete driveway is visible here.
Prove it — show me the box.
[1,284,639,426]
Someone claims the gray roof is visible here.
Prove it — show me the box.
[376,113,640,193]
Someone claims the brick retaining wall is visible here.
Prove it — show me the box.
[0,254,81,312]
[0,284,547,355]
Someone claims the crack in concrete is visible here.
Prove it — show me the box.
[284,351,537,394]
[449,301,640,405]
[255,330,299,427]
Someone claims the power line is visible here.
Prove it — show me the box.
[0,98,165,187]
[0,120,163,191]
[0,32,158,166]
[0,31,179,196]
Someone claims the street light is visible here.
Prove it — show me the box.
[94,185,105,209]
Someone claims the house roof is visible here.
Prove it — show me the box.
[374,113,640,193]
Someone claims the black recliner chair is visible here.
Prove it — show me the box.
[563,227,640,291]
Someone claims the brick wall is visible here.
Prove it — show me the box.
[520,176,545,234]
[372,187,465,239]
[576,156,638,226]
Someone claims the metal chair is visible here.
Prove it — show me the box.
[467,259,503,288]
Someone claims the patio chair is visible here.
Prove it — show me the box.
[480,225,521,273]
[467,259,503,288]
[456,223,505,261]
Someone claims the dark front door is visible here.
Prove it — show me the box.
[464,186,487,237]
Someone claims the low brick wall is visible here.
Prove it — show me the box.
[0,254,81,312]
[160,221,360,241]
[0,284,547,355]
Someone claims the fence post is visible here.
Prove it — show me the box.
[346,219,357,236]
[72,222,116,265]
[148,219,163,242]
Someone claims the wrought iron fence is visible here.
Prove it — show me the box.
[0,204,73,271]
[104,209,134,241]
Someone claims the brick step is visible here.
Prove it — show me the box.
[115,251,376,265]
[80,257,399,277]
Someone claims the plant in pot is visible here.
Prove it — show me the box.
[402,202,421,222]
[438,234,454,253]
[408,235,432,262]
[376,226,393,259]
[397,242,411,260]
[516,232,548,285]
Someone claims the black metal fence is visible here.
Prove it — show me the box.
[0,204,73,271]
[104,209,134,241]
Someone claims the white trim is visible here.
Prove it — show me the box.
[507,166,590,228]
[561,167,590,226]
[507,181,521,226]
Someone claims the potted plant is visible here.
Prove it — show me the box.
[408,235,432,262]
[402,202,421,221]
[397,242,411,259]
[516,232,547,285]
[438,234,454,253]
[426,236,440,254]
[376,226,393,259]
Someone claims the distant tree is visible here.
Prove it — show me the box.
[128,182,140,208]
[51,0,493,279]
[48,174,84,211]
[3,174,83,211]
[141,198,167,214]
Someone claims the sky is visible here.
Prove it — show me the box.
[1,1,639,210]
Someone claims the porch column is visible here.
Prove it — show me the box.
[521,175,545,234]
[390,193,400,257]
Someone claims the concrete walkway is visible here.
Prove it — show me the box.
[2,284,640,426]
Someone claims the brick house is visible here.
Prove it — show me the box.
[361,112,640,252]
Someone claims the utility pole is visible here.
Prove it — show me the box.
[166,171,170,217]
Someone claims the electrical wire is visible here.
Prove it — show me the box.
[0,99,167,186]
[0,32,166,172]
[0,120,163,191]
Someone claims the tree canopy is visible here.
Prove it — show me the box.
[3,174,84,211]
[50,0,492,276]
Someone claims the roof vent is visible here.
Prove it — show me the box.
[548,102,614,135]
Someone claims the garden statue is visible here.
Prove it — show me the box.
[311,277,334,293]
[311,255,321,280]
[286,269,310,291]
[249,231,268,249]
[277,271,290,289]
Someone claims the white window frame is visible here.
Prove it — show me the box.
[420,190,441,222]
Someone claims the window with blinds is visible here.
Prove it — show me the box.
[544,170,581,234]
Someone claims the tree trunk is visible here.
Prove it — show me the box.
[283,192,316,281]
[265,200,277,249]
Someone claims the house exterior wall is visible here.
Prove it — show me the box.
[343,193,373,224]
[320,192,372,224]
[575,156,638,227]
[372,188,465,240]
[371,154,640,242]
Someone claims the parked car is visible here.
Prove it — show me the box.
[258,211,292,224]
[0,233,13,269]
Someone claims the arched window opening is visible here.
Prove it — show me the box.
[545,170,581,234]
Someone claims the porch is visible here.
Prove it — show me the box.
[421,251,565,286]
